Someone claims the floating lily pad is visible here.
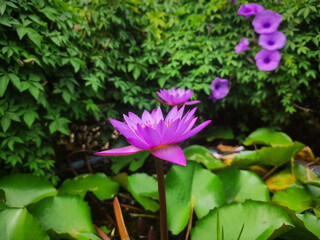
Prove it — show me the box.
[217,167,270,203]
[165,161,226,235]
[243,128,292,146]
[206,126,234,141]
[191,200,318,240]
[292,164,320,187]
[127,173,159,212]
[265,168,295,193]
[272,184,320,213]
[0,208,50,240]
[58,173,119,201]
[183,145,224,170]
[0,174,57,207]
[111,151,150,174]
[231,142,304,168]
[29,195,96,239]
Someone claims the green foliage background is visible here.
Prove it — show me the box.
[0,0,319,180]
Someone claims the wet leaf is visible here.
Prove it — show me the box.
[0,174,57,207]
[0,208,50,240]
[165,161,226,235]
[183,145,224,170]
[58,173,119,201]
[243,128,292,146]
[265,168,296,193]
[217,167,270,203]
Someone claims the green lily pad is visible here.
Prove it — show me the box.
[217,167,270,203]
[265,167,296,193]
[206,126,234,141]
[272,184,320,213]
[292,164,320,187]
[0,208,50,240]
[191,200,318,240]
[165,161,226,235]
[111,151,150,174]
[29,195,96,239]
[183,145,224,170]
[58,173,119,201]
[0,174,57,207]
[127,173,159,212]
[232,142,305,168]
[243,128,292,146]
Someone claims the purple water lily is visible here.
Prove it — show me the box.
[258,31,286,50]
[255,49,281,71]
[95,106,211,166]
[237,3,264,18]
[210,77,230,101]
[156,88,200,106]
[252,10,283,34]
[235,38,250,53]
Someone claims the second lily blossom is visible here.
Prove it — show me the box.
[156,88,201,106]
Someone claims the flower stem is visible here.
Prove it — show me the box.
[155,157,168,240]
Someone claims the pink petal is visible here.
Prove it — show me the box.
[110,119,137,139]
[185,100,201,105]
[138,125,162,147]
[165,105,178,122]
[175,120,212,142]
[150,145,186,166]
[142,110,154,125]
[156,97,169,105]
[95,145,144,156]
[127,137,151,149]
[151,107,164,122]
[163,119,180,143]
[124,113,142,128]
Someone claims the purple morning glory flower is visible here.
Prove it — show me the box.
[237,3,264,18]
[95,106,211,166]
[210,77,230,101]
[255,49,281,71]
[258,31,286,50]
[156,88,200,106]
[252,10,283,34]
[235,38,250,53]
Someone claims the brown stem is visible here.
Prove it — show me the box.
[155,157,168,240]
[94,225,111,240]
[113,196,130,240]
[262,166,278,181]
[185,200,194,240]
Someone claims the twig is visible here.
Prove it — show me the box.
[185,201,194,240]
[94,225,111,240]
[129,213,159,219]
[293,104,313,112]
[262,166,278,181]
[85,154,93,173]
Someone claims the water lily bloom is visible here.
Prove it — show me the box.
[210,77,229,101]
[237,3,264,18]
[156,88,200,106]
[255,49,281,71]
[252,10,283,34]
[258,31,286,50]
[95,106,211,166]
[235,38,249,53]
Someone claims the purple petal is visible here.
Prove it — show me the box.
[211,78,230,100]
[235,38,249,54]
[165,105,178,122]
[255,50,281,71]
[185,100,201,105]
[95,145,144,156]
[124,112,142,128]
[142,110,154,126]
[127,137,151,150]
[162,119,181,144]
[110,119,136,139]
[258,31,286,50]
[175,120,212,142]
[252,10,283,34]
[150,145,186,166]
[237,3,264,17]
[151,107,164,122]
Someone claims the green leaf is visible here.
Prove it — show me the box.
[165,161,226,235]
[0,208,50,240]
[243,128,292,146]
[111,151,150,174]
[191,200,318,240]
[0,74,10,97]
[0,174,57,208]
[296,213,320,238]
[272,184,320,213]
[8,73,20,90]
[127,173,159,212]
[58,173,119,201]
[183,145,224,170]
[133,67,141,80]
[292,164,320,187]
[206,126,234,141]
[62,90,71,104]
[29,195,96,238]
[49,118,70,135]
[26,28,42,47]
[217,167,270,203]
[23,110,38,128]
[29,86,40,100]
[16,27,28,40]
[231,142,305,168]
[1,116,11,132]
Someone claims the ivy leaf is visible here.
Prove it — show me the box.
[23,110,38,128]
[26,28,42,47]
[0,74,10,97]
[1,116,11,132]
